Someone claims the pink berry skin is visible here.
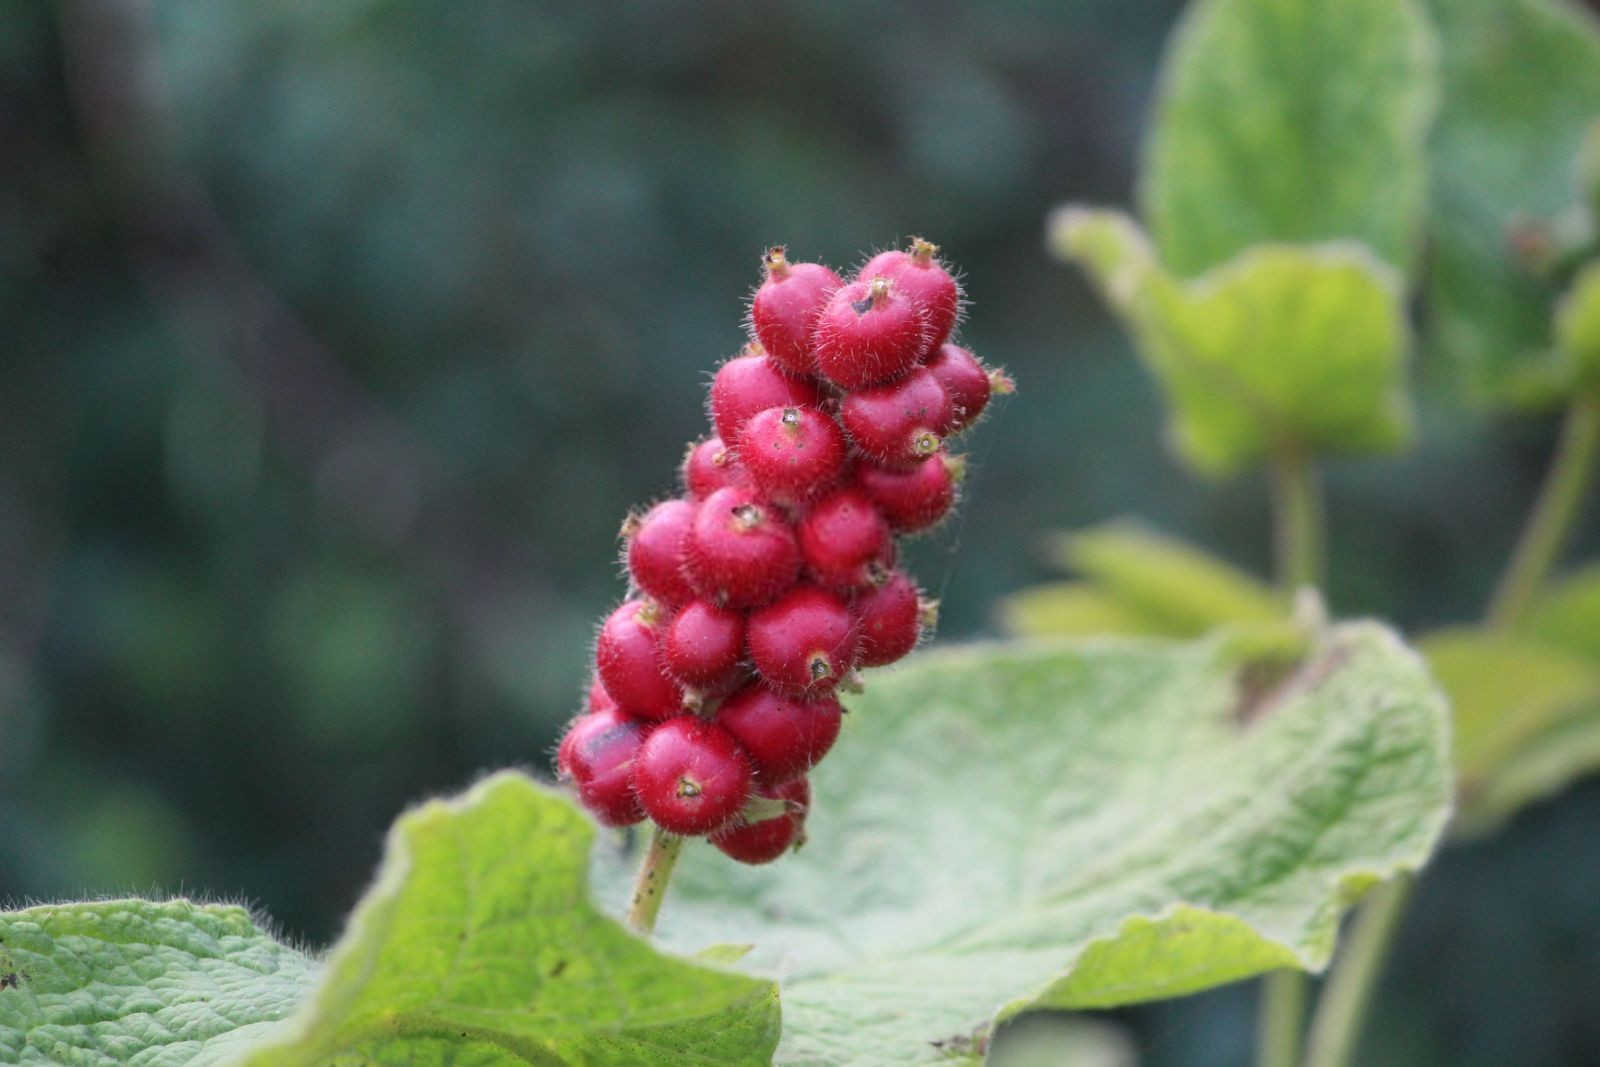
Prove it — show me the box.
[798,487,894,592]
[738,405,848,503]
[595,599,683,720]
[750,248,842,377]
[710,347,823,446]
[557,707,649,827]
[854,570,925,667]
[711,776,810,864]
[633,716,753,835]
[924,343,992,434]
[839,367,953,467]
[682,436,747,500]
[813,277,929,390]
[858,238,960,355]
[857,453,961,534]
[683,486,803,609]
[746,584,859,694]
[625,499,697,607]
[586,674,617,714]
[662,599,747,691]
[716,684,841,784]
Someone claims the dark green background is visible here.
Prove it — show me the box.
[2,2,1596,1063]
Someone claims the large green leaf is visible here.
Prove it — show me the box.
[0,775,779,1066]
[599,623,1453,1066]
[1143,0,1436,277]
[243,773,778,1065]
[1425,0,1600,406]
[0,900,317,1065]
[1052,209,1414,474]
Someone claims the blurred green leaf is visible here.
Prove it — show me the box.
[999,581,1174,639]
[605,624,1452,1065]
[1421,628,1600,786]
[1054,209,1414,474]
[1524,564,1600,661]
[244,773,778,1065]
[0,900,317,1064]
[1453,710,1600,837]
[1058,521,1283,632]
[1424,0,1600,406]
[1143,0,1436,277]
[1555,262,1600,388]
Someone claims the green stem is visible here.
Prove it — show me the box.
[1302,876,1414,1067]
[626,824,684,934]
[1271,446,1325,594]
[1487,396,1600,629]
[1257,969,1308,1067]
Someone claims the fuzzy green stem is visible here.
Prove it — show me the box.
[1271,447,1325,595]
[1487,396,1600,629]
[1257,969,1308,1067]
[626,825,684,934]
[1302,876,1414,1067]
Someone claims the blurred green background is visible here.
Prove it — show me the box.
[3,1,1598,1063]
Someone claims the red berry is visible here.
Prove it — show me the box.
[711,776,810,864]
[738,405,848,502]
[854,570,928,667]
[923,343,992,435]
[633,717,753,834]
[750,247,842,377]
[813,277,928,390]
[839,367,952,466]
[557,707,649,826]
[595,599,683,720]
[857,453,962,533]
[662,599,747,691]
[710,346,822,445]
[586,674,617,714]
[683,486,802,608]
[798,487,894,592]
[747,584,858,694]
[682,436,747,499]
[858,238,960,355]
[624,499,697,607]
[716,683,841,784]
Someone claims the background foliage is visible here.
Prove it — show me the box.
[3,1,1599,1063]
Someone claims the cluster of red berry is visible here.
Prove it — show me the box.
[556,239,1009,863]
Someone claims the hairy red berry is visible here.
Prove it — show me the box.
[595,599,683,720]
[854,570,929,667]
[633,716,753,834]
[923,343,993,434]
[750,247,842,377]
[738,405,848,502]
[857,238,960,355]
[586,674,617,714]
[839,366,952,466]
[711,776,810,864]
[716,684,842,784]
[662,599,747,691]
[798,486,894,591]
[683,486,802,608]
[813,277,928,389]
[624,499,697,607]
[710,346,822,445]
[558,707,649,827]
[682,436,746,499]
[747,584,858,694]
[857,453,962,533]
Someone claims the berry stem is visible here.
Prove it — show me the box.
[1270,444,1324,595]
[1486,395,1600,629]
[1301,876,1414,1067]
[1256,970,1308,1067]
[626,824,685,934]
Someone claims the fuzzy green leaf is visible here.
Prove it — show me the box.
[0,900,318,1065]
[1143,0,1436,277]
[242,773,779,1065]
[1054,209,1414,474]
[1424,0,1600,406]
[599,624,1453,1066]
[1555,262,1600,387]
